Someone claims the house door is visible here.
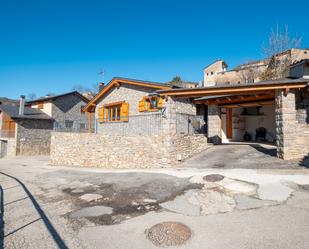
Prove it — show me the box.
[226,108,233,139]
[0,140,8,158]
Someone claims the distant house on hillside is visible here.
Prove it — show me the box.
[203,48,309,86]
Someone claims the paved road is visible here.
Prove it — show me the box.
[1,157,309,248]
[182,143,307,169]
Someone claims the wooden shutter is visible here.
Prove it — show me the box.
[98,107,104,123]
[158,97,163,109]
[121,102,129,122]
[138,100,146,112]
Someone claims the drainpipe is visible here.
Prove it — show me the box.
[19,95,25,115]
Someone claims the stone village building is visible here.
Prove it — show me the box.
[50,78,209,168]
[203,48,309,86]
[50,67,309,168]
[0,91,89,158]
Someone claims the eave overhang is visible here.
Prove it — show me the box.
[157,79,309,98]
[83,77,171,112]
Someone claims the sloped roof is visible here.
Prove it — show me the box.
[157,78,309,97]
[0,104,52,120]
[0,97,18,106]
[26,91,89,105]
[83,77,171,112]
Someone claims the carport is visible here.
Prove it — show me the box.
[194,92,276,144]
[158,78,309,160]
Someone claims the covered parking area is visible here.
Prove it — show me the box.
[158,78,309,161]
[194,92,276,144]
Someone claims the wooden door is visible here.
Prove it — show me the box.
[226,108,233,139]
[2,113,16,137]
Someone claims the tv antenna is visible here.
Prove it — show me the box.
[98,69,105,83]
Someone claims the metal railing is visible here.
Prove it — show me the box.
[95,113,163,136]
[53,120,92,133]
[52,113,207,136]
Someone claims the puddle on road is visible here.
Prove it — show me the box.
[63,181,203,225]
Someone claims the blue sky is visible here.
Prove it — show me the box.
[1,0,308,99]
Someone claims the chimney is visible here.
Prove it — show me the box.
[19,95,25,115]
[98,82,105,92]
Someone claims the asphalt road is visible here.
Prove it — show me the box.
[1,156,309,249]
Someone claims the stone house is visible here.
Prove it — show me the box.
[0,97,53,157]
[51,78,208,168]
[51,70,309,168]
[26,91,90,131]
[50,56,309,169]
[0,91,89,158]
[204,48,309,86]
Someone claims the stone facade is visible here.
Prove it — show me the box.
[207,105,221,144]
[96,84,156,118]
[0,138,16,158]
[94,84,197,136]
[52,94,88,124]
[29,93,89,130]
[50,132,208,168]
[15,119,54,156]
[275,89,309,160]
[95,84,161,134]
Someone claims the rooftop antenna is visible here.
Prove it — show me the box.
[98,69,105,83]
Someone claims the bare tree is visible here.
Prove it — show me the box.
[72,84,100,95]
[261,25,302,80]
[27,93,37,100]
[238,68,258,84]
[72,84,91,93]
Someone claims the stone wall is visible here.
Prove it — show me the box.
[16,119,54,156]
[0,138,16,158]
[275,89,309,160]
[50,132,208,168]
[295,88,309,125]
[52,94,89,124]
[162,96,197,136]
[207,105,221,144]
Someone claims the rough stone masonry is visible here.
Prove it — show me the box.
[50,132,208,168]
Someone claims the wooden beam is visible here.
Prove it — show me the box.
[197,94,274,105]
[220,99,274,108]
[159,82,307,97]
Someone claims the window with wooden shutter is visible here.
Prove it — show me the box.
[120,102,129,122]
[98,102,129,123]
[157,97,163,109]
[141,96,163,112]
[98,107,104,123]
[138,100,146,112]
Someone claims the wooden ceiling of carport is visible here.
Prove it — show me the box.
[193,92,275,108]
